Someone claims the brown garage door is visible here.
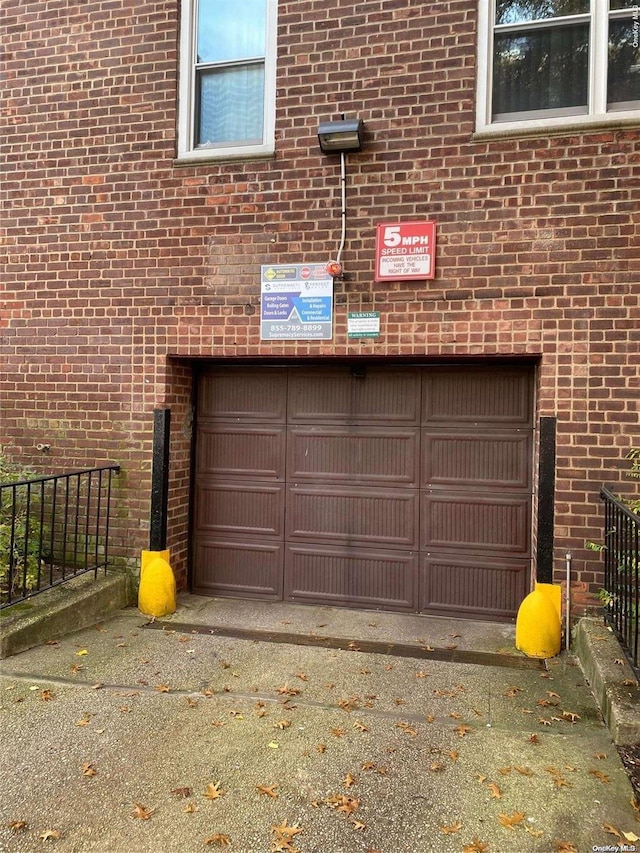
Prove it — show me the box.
[193,365,533,620]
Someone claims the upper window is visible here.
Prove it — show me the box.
[476,1,640,133]
[177,0,278,161]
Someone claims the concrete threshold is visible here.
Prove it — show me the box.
[143,618,547,670]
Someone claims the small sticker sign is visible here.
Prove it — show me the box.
[347,312,380,338]
[375,220,436,281]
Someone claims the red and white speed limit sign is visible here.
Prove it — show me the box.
[375,221,436,281]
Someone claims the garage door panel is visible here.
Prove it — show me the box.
[285,544,418,610]
[195,482,285,538]
[289,368,420,424]
[193,364,534,620]
[193,539,283,599]
[286,484,419,549]
[422,431,531,490]
[197,424,286,481]
[420,553,529,619]
[423,369,532,426]
[288,427,420,486]
[421,492,530,555]
[198,368,287,422]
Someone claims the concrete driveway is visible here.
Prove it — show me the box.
[1,595,638,853]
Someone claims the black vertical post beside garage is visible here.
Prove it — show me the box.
[150,408,171,551]
[536,416,556,583]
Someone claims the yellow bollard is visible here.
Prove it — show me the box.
[515,581,561,659]
[138,549,176,617]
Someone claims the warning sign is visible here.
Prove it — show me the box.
[375,221,436,281]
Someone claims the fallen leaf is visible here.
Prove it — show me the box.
[623,831,640,842]
[514,766,534,776]
[325,794,360,817]
[205,834,231,846]
[40,690,55,702]
[528,733,540,744]
[257,784,279,799]
[296,672,308,681]
[351,819,366,831]
[274,720,291,730]
[554,842,578,853]
[184,803,197,813]
[454,724,473,737]
[525,825,543,837]
[498,812,526,830]
[554,776,572,789]
[171,787,192,798]
[602,823,622,838]
[440,822,463,834]
[131,804,155,820]
[415,671,429,679]
[487,782,502,799]
[40,829,62,841]
[7,821,28,832]
[271,819,304,838]
[589,769,610,784]
[331,728,347,738]
[154,685,171,693]
[276,684,300,697]
[462,837,489,852]
[504,686,523,697]
[594,753,607,760]
[268,742,279,749]
[562,711,580,722]
[316,743,326,753]
[76,649,89,656]
[204,782,224,800]
[81,763,97,777]
[613,658,625,665]
[449,750,459,762]
[343,773,357,788]
[430,761,445,772]
[353,721,369,733]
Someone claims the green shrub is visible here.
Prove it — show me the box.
[0,452,43,602]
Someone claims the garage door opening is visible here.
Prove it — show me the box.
[192,365,533,621]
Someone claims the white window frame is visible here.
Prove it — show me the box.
[476,1,640,136]
[177,0,278,163]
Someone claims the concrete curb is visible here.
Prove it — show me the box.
[0,572,130,659]
[574,616,640,746]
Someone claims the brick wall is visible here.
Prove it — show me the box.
[2,0,638,610]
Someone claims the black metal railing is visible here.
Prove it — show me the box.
[601,486,640,673]
[0,465,120,609]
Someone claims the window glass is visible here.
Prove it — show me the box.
[493,24,589,115]
[608,19,640,106]
[609,1,636,10]
[495,1,589,25]
[197,0,266,64]
[196,65,265,146]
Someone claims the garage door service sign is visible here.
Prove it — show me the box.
[261,264,334,340]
